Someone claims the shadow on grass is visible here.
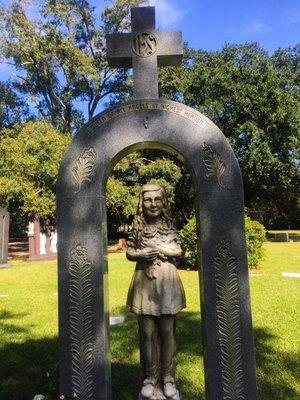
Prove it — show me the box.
[0,339,59,400]
[0,309,299,399]
[254,327,300,400]
[0,310,30,335]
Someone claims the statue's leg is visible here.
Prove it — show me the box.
[138,315,158,397]
[159,315,177,398]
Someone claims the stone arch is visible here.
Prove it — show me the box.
[57,99,257,400]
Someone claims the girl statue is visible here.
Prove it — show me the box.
[126,183,186,399]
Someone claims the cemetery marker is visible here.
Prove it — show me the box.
[0,208,10,268]
[57,5,258,400]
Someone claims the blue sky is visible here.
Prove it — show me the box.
[1,0,299,81]
[0,0,299,115]
[89,0,300,52]
[150,0,300,52]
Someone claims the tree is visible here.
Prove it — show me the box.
[169,43,300,227]
[272,44,300,95]
[0,0,146,131]
[0,122,187,238]
[0,81,29,130]
[1,1,299,229]
[0,120,70,234]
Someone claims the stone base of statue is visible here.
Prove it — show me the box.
[139,385,180,400]
[0,263,10,269]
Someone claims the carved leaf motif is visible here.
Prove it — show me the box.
[200,142,225,188]
[214,239,245,400]
[69,245,93,399]
[72,148,97,193]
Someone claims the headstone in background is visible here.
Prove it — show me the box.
[40,232,47,255]
[28,213,57,261]
[274,232,290,242]
[50,231,57,253]
[109,316,125,326]
[28,213,40,260]
[0,208,10,268]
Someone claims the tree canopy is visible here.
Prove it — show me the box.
[0,0,146,131]
[161,43,300,227]
[0,120,70,233]
[0,81,29,129]
[0,0,299,231]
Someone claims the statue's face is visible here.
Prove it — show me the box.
[142,190,164,219]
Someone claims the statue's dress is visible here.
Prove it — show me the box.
[127,222,186,316]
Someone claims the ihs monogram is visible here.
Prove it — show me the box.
[132,32,158,57]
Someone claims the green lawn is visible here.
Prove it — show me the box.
[0,242,299,400]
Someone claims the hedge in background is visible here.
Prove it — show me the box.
[178,216,198,268]
[179,215,266,269]
[244,216,266,268]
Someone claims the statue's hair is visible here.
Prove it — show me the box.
[131,184,173,243]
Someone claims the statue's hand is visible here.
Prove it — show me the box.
[139,248,159,261]
[157,245,172,255]
[157,245,181,258]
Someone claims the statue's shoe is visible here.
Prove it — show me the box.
[141,382,155,398]
[163,382,177,398]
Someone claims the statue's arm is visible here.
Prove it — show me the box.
[158,243,182,258]
[126,246,141,261]
[126,234,141,261]
[126,246,159,262]
[157,232,182,258]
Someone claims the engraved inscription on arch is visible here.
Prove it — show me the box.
[132,32,157,57]
[214,239,245,400]
[85,101,207,133]
[69,245,94,400]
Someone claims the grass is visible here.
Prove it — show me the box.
[0,242,299,399]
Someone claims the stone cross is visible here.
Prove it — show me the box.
[106,6,183,99]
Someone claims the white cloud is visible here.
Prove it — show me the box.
[149,0,185,28]
[246,21,264,33]
[284,9,300,25]
[245,20,273,34]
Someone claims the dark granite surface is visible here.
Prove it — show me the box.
[57,98,258,400]
[0,208,9,267]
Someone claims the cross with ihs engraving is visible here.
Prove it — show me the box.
[106,6,183,99]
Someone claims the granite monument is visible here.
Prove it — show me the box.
[57,6,258,400]
[0,207,9,268]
